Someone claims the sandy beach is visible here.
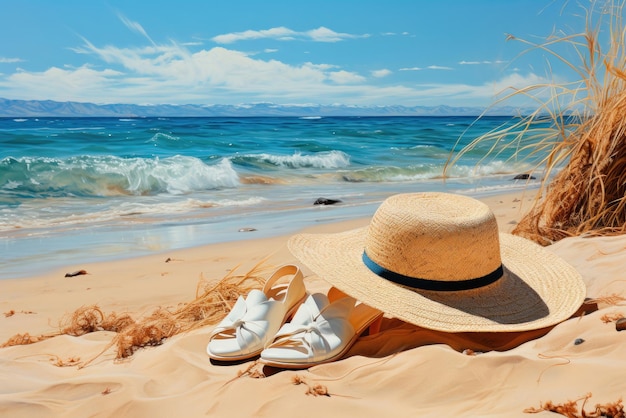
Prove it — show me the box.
[1,191,625,417]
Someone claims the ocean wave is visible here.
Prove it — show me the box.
[444,160,535,178]
[339,166,430,183]
[339,160,535,183]
[454,181,540,196]
[0,155,240,198]
[232,150,350,169]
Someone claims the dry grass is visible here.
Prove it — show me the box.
[291,375,331,397]
[1,333,53,347]
[1,261,272,365]
[60,306,128,336]
[446,0,626,245]
[600,312,625,323]
[82,260,270,365]
[176,260,268,331]
[524,392,624,417]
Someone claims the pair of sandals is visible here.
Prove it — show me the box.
[206,264,383,368]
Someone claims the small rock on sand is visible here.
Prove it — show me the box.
[314,197,341,205]
[513,174,536,180]
[64,270,88,278]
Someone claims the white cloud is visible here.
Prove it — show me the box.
[303,62,337,71]
[459,60,507,65]
[0,57,23,63]
[117,13,155,45]
[212,27,295,44]
[371,69,392,78]
[490,72,548,94]
[0,62,546,106]
[0,27,550,107]
[328,70,366,84]
[212,26,367,44]
[2,38,372,102]
[307,26,367,42]
[400,65,452,71]
[409,72,550,103]
[6,65,123,102]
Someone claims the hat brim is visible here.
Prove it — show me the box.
[288,228,586,333]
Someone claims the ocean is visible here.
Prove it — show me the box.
[0,116,540,278]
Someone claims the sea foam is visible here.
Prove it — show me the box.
[234,150,350,169]
[0,155,240,198]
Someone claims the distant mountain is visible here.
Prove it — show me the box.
[0,98,531,118]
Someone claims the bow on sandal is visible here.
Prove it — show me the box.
[207,264,307,361]
[260,287,383,368]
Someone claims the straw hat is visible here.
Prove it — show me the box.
[288,192,586,332]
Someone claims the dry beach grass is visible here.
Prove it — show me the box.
[447,0,626,245]
[3,261,272,367]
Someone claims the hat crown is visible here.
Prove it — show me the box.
[364,193,502,283]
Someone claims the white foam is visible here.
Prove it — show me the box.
[249,151,350,169]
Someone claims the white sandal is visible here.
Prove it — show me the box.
[207,265,307,361]
[259,287,383,368]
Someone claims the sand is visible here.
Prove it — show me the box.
[1,192,625,417]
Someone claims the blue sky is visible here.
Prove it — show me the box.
[0,0,590,107]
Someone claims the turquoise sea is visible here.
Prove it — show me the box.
[0,116,540,278]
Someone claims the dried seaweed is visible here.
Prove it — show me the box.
[1,333,53,347]
[291,375,331,397]
[1,260,271,365]
[4,310,35,318]
[57,305,136,336]
[107,260,269,359]
[600,312,625,324]
[60,305,106,336]
[48,355,81,367]
[113,308,179,358]
[525,393,625,417]
[78,261,271,366]
[585,294,626,307]
[100,312,136,333]
[65,269,88,278]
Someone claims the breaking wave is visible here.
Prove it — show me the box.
[231,150,350,169]
[0,155,240,198]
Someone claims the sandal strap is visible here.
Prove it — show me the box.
[270,295,356,359]
[262,264,306,308]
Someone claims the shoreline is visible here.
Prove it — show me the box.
[0,183,539,280]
